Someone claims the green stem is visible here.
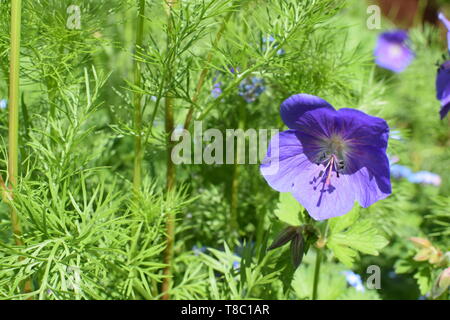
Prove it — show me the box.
[8,0,22,247]
[9,0,32,296]
[132,0,146,193]
[161,0,177,300]
[312,248,322,300]
[230,103,246,242]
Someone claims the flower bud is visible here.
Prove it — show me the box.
[409,237,432,248]
[432,267,450,299]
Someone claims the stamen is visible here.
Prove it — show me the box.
[325,157,334,186]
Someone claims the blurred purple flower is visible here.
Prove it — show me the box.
[436,13,450,118]
[238,77,265,103]
[260,94,391,220]
[374,30,414,73]
[342,271,365,292]
[211,82,223,99]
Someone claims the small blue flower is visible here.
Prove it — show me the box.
[390,130,403,141]
[211,82,222,99]
[262,35,285,55]
[232,260,240,270]
[342,270,365,292]
[0,99,7,109]
[390,164,441,186]
[408,171,441,186]
[192,245,207,256]
[390,164,413,179]
[238,77,265,103]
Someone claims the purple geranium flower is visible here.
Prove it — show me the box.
[374,30,414,73]
[260,94,391,220]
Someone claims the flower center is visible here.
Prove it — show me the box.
[388,44,403,58]
[315,136,348,184]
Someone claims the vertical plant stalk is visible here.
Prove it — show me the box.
[230,103,246,241]
[9,0,32,295]
[132,0,146,193]
[161,0,177,301]
[311,248,322,300]
[312,222,327,300]
[9,0,23,247]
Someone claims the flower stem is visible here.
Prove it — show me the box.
[132,0,146,193]
[9,0,22,247]
[312,220,329,300]
[312,248,322,300]
[161,0,178,300]
[230,103,246,242]
[9,0,32,295]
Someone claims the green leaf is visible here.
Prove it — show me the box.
[274,192,303,226]
[328,205,360,233]
[414,268,432,295]
[327,242,359,267]
[327,208,389,267]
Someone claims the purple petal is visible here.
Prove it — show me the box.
[438,13,450,52]
[436,61,450,119]
[291,165,357,220]
[260,130,318,193]
[439,12,450,31]
[345,147,392,207]
[337,108,389,150]
[280,94,335,130]
[337,109,391,206]
[440,103,450,119]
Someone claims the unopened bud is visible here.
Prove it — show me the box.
[409,237,432,248]
[432,267,450,299]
